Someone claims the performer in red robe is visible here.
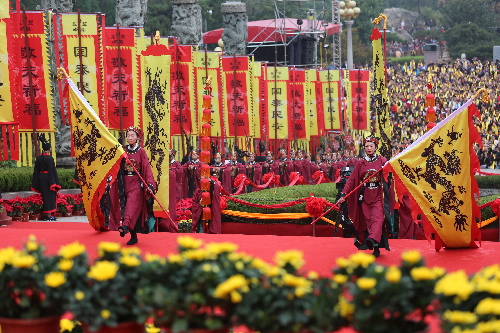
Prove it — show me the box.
[210,152,225,183]
[184,150,203,198]
[117,127,156,245]
[223,152,246,193]
[31,134,61,221]
[337,137,390,257]
[245,152,262,192]
[262,151,275,175]
[274,149,294,185]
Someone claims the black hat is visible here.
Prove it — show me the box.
[38,133,51,151]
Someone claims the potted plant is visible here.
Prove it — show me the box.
[26,194,43,219]
[227,249,318,333]
[57,195,73,217]
[435,264,500,332]
[0,235,82,333]
[333,250,444,333]
[68,241,147,333]
[137,236,261,332]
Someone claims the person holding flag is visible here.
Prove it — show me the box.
[337,136,390,257]
[117,126,157,245]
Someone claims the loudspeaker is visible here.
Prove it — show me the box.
[301,36,316,65]
[423,44,437,52]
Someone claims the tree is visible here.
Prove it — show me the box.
[145,0,173,36]
[440,0,496,31]
[444,22,496,60]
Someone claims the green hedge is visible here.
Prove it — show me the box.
[0,167,79,192]
[479,194,499,229]
[475,175,500,189]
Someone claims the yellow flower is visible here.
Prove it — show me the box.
[411,267,436,281]
[435,270,474,301]
[294,286,310,298]
[177,236,204,249]
[274,250,305,270]
[75,291,85,300]
[58,241,86,259]
[119,255,141,267]
[349,252,375,268]
[432,266,446,278]
[235,261,244,271]
[145,323,162,333]
[101,309,111,319]
[87,261,119,281]
[251,258,271,273]
[167,254,183,264]
[146,252,166,264]
[476,320,500,332]
[58,259,74,271]
[121,247,141,256]
[97,242,120,257]
[202,263,212,272]
[44,272,66,288]
[26,241,38,251]
[401,250,422,264]
[337,295,355,319]
[442,310,478,324]
[205,242,238,255]
[356,277,377,290]
[267,266,282,277]
[11,253,37,268]
[182,249,210,261]
[214,275,249,299]
[475,298,500,315]
[282,274,312,289]
[28,234,37,242]
[307,271,319,280]
[60,318,76,332]
[230,291,242,303]
[336,257,350,268]
[386,266,402,283]
[0,247,18,265]
[333,274,348,285]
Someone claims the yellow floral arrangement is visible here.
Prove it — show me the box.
[435,264,500,333]
[0,235,86,320]
[67,241,146,332]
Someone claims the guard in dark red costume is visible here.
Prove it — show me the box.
[245,152,262,192]
[31,134,61,221]
[337,136,390,257]
[117,127,156,245]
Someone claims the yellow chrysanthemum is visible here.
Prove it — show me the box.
[335,257,350,268]
[60,318,76,332]
[267,266,282,277]
[145,323,162,333]
[411,267,436,281]
[401,250,422,264]
[333,274,348,285]
[432,266,446,278]
[235,261,244,271]
[182,249,210,261]
[474,279,500,294]
[230,290,242,303]
[87,261,119,281]
[205,242,238,255]
[274,250,305,270]
[145,252,166,264]
[251,258,272,273]
[435,270,474,301]
[282,274,312,289]
[167,254,183,264]
[177,236,204,249]
[58,241,86,259]
[119,255,141,267]
[97,242,120,257]
[349,252,375,268]
[75,291,85,301]
[213,274,249,299]
[442,310,478,324]
[475,320,500,332]
[385,266,402,284]
[202,263,212,272]
[101,309,111,319]
[356,277,377,290]
[28,234,37,242]
[25,241,38,251]
[121,247,141,256]
[475,298,500,315]
[58,259,74,271]
[337,295,355,319]
[44,272,66,288]
[0,247,18,265]
[307,271,319,280]
[11,253,37,268]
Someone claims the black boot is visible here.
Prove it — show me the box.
[126,231,138,245]
[365,238,375,250]
[118,225,129,237]
[372,245,380,258]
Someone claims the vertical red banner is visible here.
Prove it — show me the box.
[103,27,135,130]
[314,72,326,136]
[287,68,306,139]
[258,64,269,141]
[348,70,370,130]
[170,45,193,135]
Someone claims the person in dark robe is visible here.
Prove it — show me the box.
[337,137,390,257]
[210,152,225,183]
[223,151,246,194]
[296,150,313,184]
[274,149,294,185]
[31,134,61,221]
[261,151,275,175]
[117,127,157,245]
[184,150,203,198]
[245,152,262,192]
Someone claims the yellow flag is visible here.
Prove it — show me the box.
[384,100,482,249]
[66,75,126,231]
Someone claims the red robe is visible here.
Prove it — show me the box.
[222,162,245,193]
[342,155,388,246]
[273,158,294,185]
[245,161,262,192]
[121,146,156,231]
[183,160,203,198]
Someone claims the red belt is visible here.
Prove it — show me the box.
[40,171,49,174]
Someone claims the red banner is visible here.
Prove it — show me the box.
[103,27,136,130]
[258,64,269,141]
[350,81,369,130]
[170,45,193,135]
[11,11,53,131]
[314,73,326,136]
[287,68,306,139]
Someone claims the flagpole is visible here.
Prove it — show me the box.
[311,167,384,224]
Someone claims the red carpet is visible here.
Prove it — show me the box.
[2,222,499,277]
[4,221,499,333]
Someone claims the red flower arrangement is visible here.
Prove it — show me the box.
[305,196,327,217]
[290,172,306,185]
[233,174,251,188]
[262,173,281,186]
[312,171,329,184]
[176,198,193,221]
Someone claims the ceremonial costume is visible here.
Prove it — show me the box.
[184,156,203,198]
[31,150,61,219]
[245,154,262,192]
[223,159,246,193]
